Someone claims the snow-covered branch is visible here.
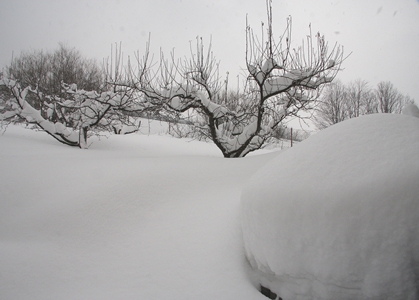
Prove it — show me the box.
[0,78,143,148]
[120,1,344,157]
[0,78,81,146]
[246,10,343,98]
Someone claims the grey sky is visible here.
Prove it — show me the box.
[1,0,419,103]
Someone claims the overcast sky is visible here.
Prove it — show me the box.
[1,0,419,103]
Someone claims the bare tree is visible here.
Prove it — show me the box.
[346,79,376,117]
[7,43,104,110]
[49,43,103,95]
[313,80,348,129]
[375,81,410,114]
[130,1,344,157]
[314,79,414,130]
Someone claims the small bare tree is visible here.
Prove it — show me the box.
[375,81,411,114]
[313,80,348,130]
[131,1,344,157]
[346,79,376,117]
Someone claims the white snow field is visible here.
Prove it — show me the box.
[1,113,418,300]
[241,113,419,299]
[0,121,278,300]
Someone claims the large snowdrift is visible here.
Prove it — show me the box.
[240,113,419,299]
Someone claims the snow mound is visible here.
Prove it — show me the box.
[402,103,419,118]
[240,113,419,299]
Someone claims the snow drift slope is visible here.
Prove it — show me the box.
[240,113,419,299]
[0,126,276,300]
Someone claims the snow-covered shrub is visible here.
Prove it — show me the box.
[240,113,419,299]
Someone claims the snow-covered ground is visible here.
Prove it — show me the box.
[1,113,418,300]
[0,121,278,300]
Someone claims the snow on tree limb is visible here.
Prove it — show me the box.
[0,78,144,148]
[117,1,345,157]
[195,91,229,119]
[0,78,81,146]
